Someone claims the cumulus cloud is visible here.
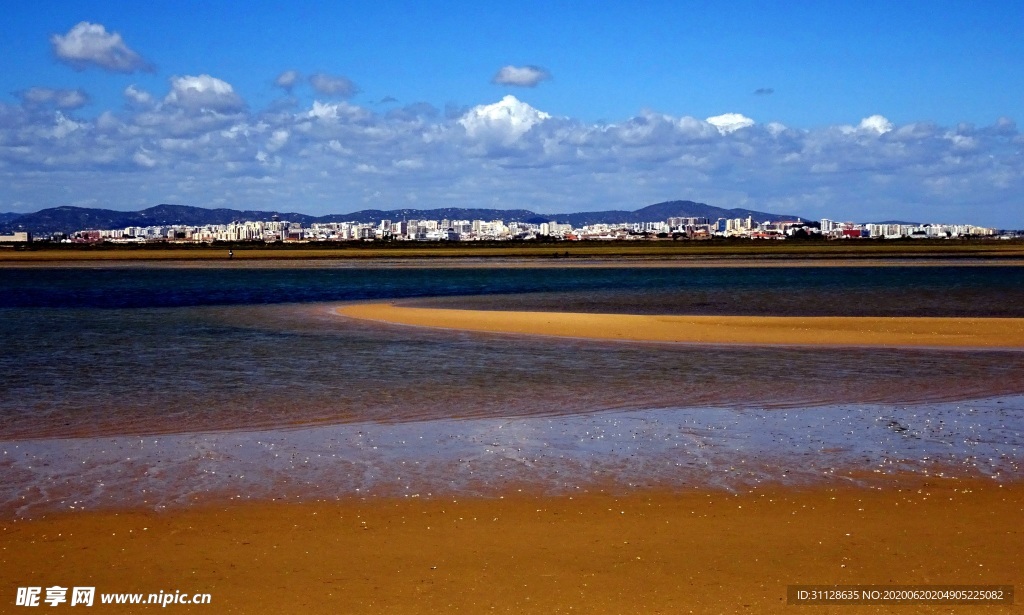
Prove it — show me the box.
[164,75,244,112]
[857,114,894,135]
[706,113,755,134]
[274,70,301,92]
[265,129,290,152]
[123,85,154,107]
[753,88,774,96]
[309,73,358,98]
[305,100,369,121]
[50,22,152,73]
[0,94,1020,227]
[17,87,90,109]
[459,95,551,145]
[132,149,157,168]
[491,65,552,87]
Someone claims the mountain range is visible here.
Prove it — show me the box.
[0,201,802,235]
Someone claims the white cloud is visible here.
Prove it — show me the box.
[123,85,154,107]
[49,112,87,139]
[274,70,301,91]
[945,132,977,151]
[857,115,894,135]
[305,100,369,121]
[0,96,1020,227]
[17,87,89,109]
[459,95,551,144]
[393,158,424,170]
[164,75,244,112]
[133,150,157,168]
[50,22,151,73]
[706,113,755,135]
[266,129,290,152]
[491,65,551,87]
[309,73,358,98]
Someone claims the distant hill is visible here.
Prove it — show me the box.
[0,205,322,235]
[318,208,542,225]
[0,200,801,235]
[546,200,799,227]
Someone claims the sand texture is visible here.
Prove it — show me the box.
[1,479,1019,613]
[338,303,1024,348]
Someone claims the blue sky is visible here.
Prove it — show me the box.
[2,0,1022,226]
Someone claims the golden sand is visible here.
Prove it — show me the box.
[338,303,1024,348]
[1,479,1019,613]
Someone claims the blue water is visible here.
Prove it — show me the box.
[4,265,1024,315]
[2,264,1023,515]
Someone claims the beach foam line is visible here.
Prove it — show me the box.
[337,303,1024,348]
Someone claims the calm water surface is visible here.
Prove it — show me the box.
[2,265,1022,515]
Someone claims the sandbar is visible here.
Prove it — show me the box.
[338,303,1024,348]
[1,478,1019,613]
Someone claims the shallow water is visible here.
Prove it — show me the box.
[3,302,1024,439]
[2,396,1021,517]
[2,265,1023,515]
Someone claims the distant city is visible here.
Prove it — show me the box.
[0,215,1001,245]
[0,198,1010,245]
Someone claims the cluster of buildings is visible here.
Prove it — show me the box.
[819,219,996,239]
[67,215,999,244]
[0,231,31,242]
[3,215,1000,244]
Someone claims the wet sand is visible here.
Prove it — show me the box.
[339,303,1024,348]
[2,478,1019,613]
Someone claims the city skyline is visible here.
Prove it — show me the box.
[2,1,1022,226]
[35,212,999,245]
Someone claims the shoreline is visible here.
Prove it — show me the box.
[338,303,1024,349]
[2,477,1019,613]
[5,256,1024,270]
[4,394,1021,515]
[4,243,1024,268]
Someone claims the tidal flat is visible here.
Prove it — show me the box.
[2,262,1022,612]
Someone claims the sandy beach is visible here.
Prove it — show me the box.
[8,272,1024,609]
[338,303,1024,348]
[2,477,1018,613]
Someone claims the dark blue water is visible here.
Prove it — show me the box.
[4,265,1024,316]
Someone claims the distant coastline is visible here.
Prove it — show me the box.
[3,238,1024,266]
